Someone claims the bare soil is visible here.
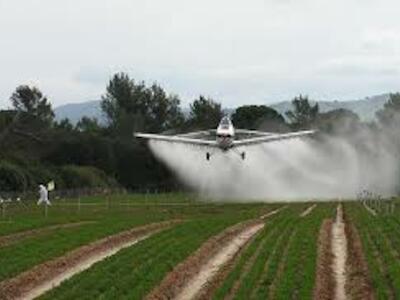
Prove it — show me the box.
[343,215,375,300]
[332,204,347,300]
[0,221,97,248]
[176,224,264,300]
[300,204,317,217]
[146,220,264,300]
[259,205,287,220]
[313,219,334,300]
[0,220,179,300]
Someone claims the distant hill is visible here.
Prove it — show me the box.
[54,94,390,124]
[54,100,103,124]
[270,94,389,121]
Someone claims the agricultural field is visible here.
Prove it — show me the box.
[0,193,399,299]
[345,201,400,299]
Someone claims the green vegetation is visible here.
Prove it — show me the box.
[346,202,400,299]
[0,194,269,284]
[7,199,400,299]
[4,74,400,193]
[213,204,334,300]
[40,217,243,299]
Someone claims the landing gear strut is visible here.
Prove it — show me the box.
[206,152,211,161]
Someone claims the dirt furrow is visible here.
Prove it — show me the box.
[0,220,179,300]
[175,224,264,300]
[146,220,264,300]
[332,204,347,300]
[343,219,375,300]
[313,219,334,300]
[300,204,317,217]
[0,221,96,248]
[259,205,287,220]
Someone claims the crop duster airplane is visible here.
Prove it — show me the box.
[134,116,315,160]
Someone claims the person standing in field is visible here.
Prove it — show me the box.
[37,184,51,205]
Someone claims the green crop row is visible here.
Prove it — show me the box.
[39,216,248,300]
[213,203,334,300]
[0,213,170,281]
[213,206,298,300]
[346,203,400,299]
[0,198,271,282]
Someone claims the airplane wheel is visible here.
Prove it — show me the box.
[206,152,211,161]
[241,152,246,160]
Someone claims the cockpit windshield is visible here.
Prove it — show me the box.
[220,117,231,129]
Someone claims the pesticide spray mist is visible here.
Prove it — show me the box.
[148,130,400,201]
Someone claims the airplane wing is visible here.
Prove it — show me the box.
[234,129,275,136]
[177,130,216,138]
[232,130,315,147]
[134,133,219,147]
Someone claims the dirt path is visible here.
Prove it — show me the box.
[0,220,179,300]
[332,204,347,300]
[0,221,96,248]
[344,220,375,300]
[313,219,334,300]
[146,220,265,300]
[300,204,317,217]
[174,223,264,300]
[259,205,287,220]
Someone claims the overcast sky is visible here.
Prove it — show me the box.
[1,0,400,108]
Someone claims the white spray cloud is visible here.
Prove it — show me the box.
[148,132,399,201]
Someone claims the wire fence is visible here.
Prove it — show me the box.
[0,184,186,203]
[356,190,397,215]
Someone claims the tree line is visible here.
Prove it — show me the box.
[1,72,400,192]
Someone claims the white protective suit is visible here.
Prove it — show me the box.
[37,184,51,205]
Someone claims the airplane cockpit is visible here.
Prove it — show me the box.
[219,116,231,129]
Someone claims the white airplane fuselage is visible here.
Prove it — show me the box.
[134,116,315,161]
[216,117,235,151]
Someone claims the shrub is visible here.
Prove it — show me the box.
[59,165,118,189]
[0,161,32,192]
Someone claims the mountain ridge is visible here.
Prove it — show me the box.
[54,93,390,124]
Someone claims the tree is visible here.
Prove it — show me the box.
[76,117,102,134]
[54,118,74,132]
[188,96,223,129]
[101,73,137,130]
[317,108,360,135]
[146,84,185,132]
[101,73,184,134]
[285,95,319,129]
[232,105,286,131]
[10,85,54,124]
[376,93,400,127]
